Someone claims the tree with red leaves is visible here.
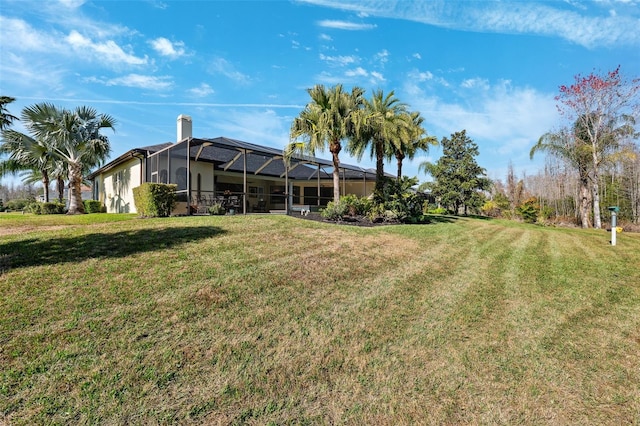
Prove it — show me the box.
[554,66,639,229]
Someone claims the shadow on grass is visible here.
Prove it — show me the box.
[0,226,226,272]
[422,214,460,224]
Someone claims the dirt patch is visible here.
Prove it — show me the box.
[0,225,67,237]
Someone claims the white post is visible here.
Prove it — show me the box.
[611,211,617,246]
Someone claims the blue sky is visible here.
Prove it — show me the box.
[1,0,639,186]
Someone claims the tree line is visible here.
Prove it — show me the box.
[489,66,640,227]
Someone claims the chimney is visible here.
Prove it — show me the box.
[177,114,192,142]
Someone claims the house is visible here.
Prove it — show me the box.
[88,115,380,215]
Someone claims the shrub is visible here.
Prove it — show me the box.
[368,177,424,223]
[427,206,448,215]
[83,199,105,213]
[481,200,501,218]
[516,197,540,224]
[321,200,348,221]
[208,202,225,215]
[5,199,31,211]
[30,202,66,215]
[133,183,177,217]
[340,194,373,216]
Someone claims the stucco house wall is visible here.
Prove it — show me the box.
[99,158,142,213]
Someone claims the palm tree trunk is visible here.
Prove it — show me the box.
[396,151,404,181]
[375,139,385,196]
[57,176,64,203]
[67,161,85,214]
[42,170,50,203]
[331,151,341,202]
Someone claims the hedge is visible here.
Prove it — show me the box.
[83,199,106,213]
[132,183,177,217]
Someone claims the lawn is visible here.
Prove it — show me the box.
[1,213,639,425]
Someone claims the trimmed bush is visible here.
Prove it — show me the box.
[30,202,66,215]
[5,199,31,211]
[83,199,106,213]
[133,183,177,217]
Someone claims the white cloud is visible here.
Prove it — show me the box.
[0,17,64,52]
[319,53,358,66]
[404,76,558,167]
[461,78,490,90]
[317,19,376,30]
[150,37,186,59]
[88,73,173,90]
[302,0,640,48]
[208,57,251,84]
[374,49,389,65]
[412,53,422,60]
[345,67,368,78]
[319,33,333,41]
[188,83,214,98]
[57,0,85,8]
[66,30,148,66]
[370,71,385,82]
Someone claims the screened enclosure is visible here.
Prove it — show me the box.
[145,137,376,215]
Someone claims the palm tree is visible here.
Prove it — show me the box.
[0,96,18,130]
[351,90,411,198]
[18,103,115,214]
[387,111,437,181]
[531,126,592,228]
[289,84,364,203]
[0,129,54,202]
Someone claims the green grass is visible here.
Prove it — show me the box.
[1,213,639,424]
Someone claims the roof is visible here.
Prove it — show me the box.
[89,136,385,181]
[87,142,173,180]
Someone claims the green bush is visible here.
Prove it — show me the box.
[516,197,540,224]
[133,183,177,217]
[208,202,225,215]
[321,200,348,221]
[368,177,424,223]
[29,202,66,215]
[83,199,105,213]
[5,199,30,211]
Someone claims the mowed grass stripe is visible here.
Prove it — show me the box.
[1,214,639,424]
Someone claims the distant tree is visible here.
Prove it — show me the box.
[288,84,365,203]
[420,130,490,215]
[553,66,639,229]
[0,96,18,130]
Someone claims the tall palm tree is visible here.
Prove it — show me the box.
[19,103,115,214]
[386,111,437,181]
[531,126,592,228]
[352,90,411,198]
[0,129,54,202]
[289,84,364,203]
